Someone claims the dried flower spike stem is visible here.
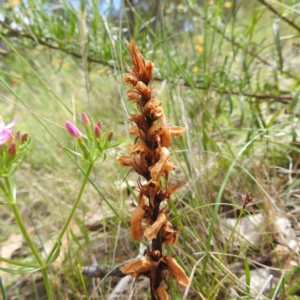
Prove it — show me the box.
[118,41,189,299]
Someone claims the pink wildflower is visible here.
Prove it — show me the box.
[65,121,81,139]
[0,116,18,145]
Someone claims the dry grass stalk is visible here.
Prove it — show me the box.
[118,41,189,299]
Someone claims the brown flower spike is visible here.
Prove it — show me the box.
[118,41,189,299]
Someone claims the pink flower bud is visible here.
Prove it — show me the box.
[65,121,81,139]
[21,133,28,143]
[81,112,90,125]
[15,131,21,141]
[94,125,101,138]
[107,131,113,141]
[96,120,102,131]
[7,142,16,156]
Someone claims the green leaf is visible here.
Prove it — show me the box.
[0,274,7,300]
[287,87,300,115]
[0,257,38,268]
[290,266,300,275]
[273,21,283,72]
[63,147,83,157]
[45,239,61,266]
[244,255,251,295]
[0,266,39,274]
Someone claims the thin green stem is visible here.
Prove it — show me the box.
[4,178,54,300]
[10,202,44,266]
[0,274,7,300]
[41,268,53,299]
[45,163,94,265]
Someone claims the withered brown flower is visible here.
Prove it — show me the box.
[144,209,168,240]
[117,154,149,178]
[161,221,179,245]
[120,256,151,277]
[144,99,164,120]
[127,40,154,86]
[126,89,143,106]
[149,147,170,181]
[118,41,188,300]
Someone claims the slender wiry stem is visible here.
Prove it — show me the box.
[150,195,163,300]
[5,177,54,300]
[45,163,93,265]
[257,0,300,33]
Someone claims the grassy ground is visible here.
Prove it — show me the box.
[1,0,300,299]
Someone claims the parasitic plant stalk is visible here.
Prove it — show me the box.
[118,41,189,300]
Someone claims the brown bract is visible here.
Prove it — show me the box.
[148,124,171,149]
[123,73,139,86]
[149,147,170,181]
[144,211,168,240]
[120,256,151,277]
[129,114,148,132]
[139,179,161,207]
[131,143,153,163]
[164,256,190,286]
[156,286,169,300]
[158,182,183,201]
[131,206,146,241]
[117,154,149,178]
[127,40,154,86]
[169,126,186,136]
[126,89,143,106]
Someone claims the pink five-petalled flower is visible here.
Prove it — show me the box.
[0,116,18,145]
[65,121,81,139]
